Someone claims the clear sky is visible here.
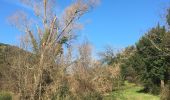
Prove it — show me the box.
[0,0,170,52]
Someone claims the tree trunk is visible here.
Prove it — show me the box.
[161,80,165,89]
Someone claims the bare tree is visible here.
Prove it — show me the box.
[8,0,99,99]
[98,46,118,65]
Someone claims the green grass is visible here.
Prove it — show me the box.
[0,91,12,100]
[104,82,160,100]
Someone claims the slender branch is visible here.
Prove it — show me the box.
[46,16,57,44]
[44,0,47,25]
[55,10,85,43]
[147,37,170,56]
[56,14,76,42]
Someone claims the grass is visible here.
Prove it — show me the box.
[0,91,12,100]
[104,81,160,100]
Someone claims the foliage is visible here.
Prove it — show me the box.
[121,24,170,95]
[3,1,170,100]
[166,9,170,26]
[120,46,140,83]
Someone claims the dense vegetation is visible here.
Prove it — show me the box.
[0,0,170,100]
[121,10,170,100]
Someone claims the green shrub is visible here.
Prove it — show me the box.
[52,85,103,100]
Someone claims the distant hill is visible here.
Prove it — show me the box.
[0,43,20,65]
[0,43,19,89]
[0,43,31,91]
[0,43,38,91]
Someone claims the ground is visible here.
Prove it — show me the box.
[104,81,160,100]
[0,82,160,100]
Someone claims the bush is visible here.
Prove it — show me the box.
[51,84,75,100]
[142,81,160,95]
[0,92,12,100]
[80,92,103,100]
[51,85,103,100]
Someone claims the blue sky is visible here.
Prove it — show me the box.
[0,0,169,52]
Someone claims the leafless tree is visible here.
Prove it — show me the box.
[8,0,99,99]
